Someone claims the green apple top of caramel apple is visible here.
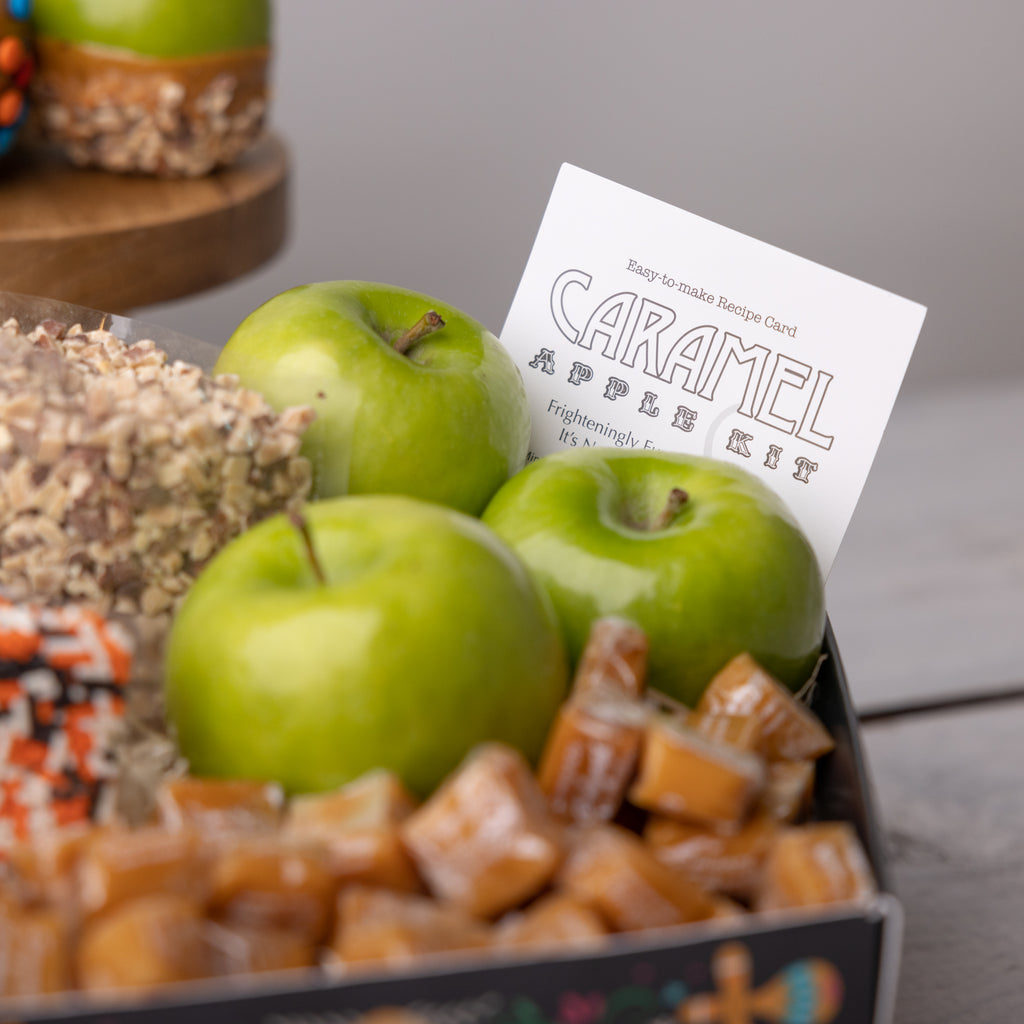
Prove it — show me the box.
[214,281,532,517]
[31,0,270,58]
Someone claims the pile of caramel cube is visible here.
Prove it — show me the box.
[0,618,876,1002]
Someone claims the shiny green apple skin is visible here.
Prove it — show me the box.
[214,282,531,517]
[163,495,569,798]
[32,0,270,57]
[482,448,826,707]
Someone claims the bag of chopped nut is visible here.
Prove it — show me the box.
[0,313,316,812]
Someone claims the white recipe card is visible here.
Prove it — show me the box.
[501,164,927,575]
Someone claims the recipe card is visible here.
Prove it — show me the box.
[501,164,927,575]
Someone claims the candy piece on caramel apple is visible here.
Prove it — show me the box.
[755,822,876,911]
[644,811,780,901]
[75,893,209,992]
[697,653,835,762]
[400,743,565,919]
[330,885,491,969]
[557,823,717,932]
[284,770,423,893]
[0,2,34,160]
[0,595,134,853]
[31,0,272,176]
[628,713,765,829]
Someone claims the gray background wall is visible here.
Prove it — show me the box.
[144,0,1024,396]
[135,2,1024,710]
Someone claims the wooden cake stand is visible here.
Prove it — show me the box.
[0,132,288,313]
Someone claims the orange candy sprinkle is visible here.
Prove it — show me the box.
[0,88,23,127]
[0,36,25,76]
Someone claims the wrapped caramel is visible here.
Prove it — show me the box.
[697,653,835,761]
[0,623,877,1004]
[558,823,718,932]
[284,770,422,893]
[401,744,564,918]
[629,713,766,829]
[755,821,877,911]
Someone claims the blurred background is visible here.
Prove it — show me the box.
[144,0,1024,392]
[140,0,1024,710]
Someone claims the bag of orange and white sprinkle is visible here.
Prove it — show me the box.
[0,596,133,853]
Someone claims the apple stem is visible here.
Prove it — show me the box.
[391,310,446,355]
[290,511,327,585]
[652,487,689,530]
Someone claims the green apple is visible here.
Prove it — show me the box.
[31,0,270,58]
[214,281,531,517]
[481,448,825,707]
[163,494,568,797]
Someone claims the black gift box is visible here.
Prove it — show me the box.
[0,294,900,1024]
[5,622,902,1024]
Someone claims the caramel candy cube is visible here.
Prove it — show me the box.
[288,770,418,831]
[207,838,337,943]
[0,900,72,997]
[697,654,835,761]
[644,811,779,901]
[571,616,649,700]
[77,825,207,919]
[401,744,564,918]
[206,921,319,977]
[494,891,608,953]
[755,821,876,911]
[76,894,208,992]
[537,690,647,825]
[155,776,285,836]
[761,759,816,822]
[558,823,717,931]
[628,714,765,828]
[285,770,422,892]
[690,709,761,753]
[330,885,490,968]
[5,821,94,910]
